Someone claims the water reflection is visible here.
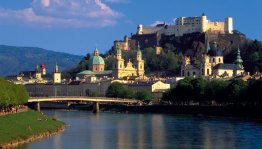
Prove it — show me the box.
[15,111,262,149]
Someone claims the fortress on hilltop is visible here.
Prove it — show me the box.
[114,14,234,51]
[137,14,233,36]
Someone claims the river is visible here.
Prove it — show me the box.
[16,110,262,149]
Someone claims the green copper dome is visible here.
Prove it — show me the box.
[89,48,105,65]
[89,55,105,65]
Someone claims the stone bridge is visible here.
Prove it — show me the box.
[28,96,138,113]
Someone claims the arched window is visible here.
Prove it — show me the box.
[187,72,190,76]
[193,72,196,75]
[207,69,210,75]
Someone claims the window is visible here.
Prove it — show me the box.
[213,58,215,62]
[187,72,190,76]
[202,69,204,75]
[207,69,210,75]
[182,70,184,76]
[193,72,196,75]
[219,58,221,63]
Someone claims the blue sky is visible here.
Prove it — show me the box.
[0,0,261,55]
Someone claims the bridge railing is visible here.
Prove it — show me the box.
[29,96,138,102]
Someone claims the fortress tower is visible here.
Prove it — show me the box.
[224,17,233,34]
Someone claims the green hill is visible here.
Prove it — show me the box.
[0,45,83,76]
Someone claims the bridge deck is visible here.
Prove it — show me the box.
[28,96,137,103]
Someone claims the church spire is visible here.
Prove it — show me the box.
[54,63,59,73]
[205,36,210,53]
[234,47,243,68]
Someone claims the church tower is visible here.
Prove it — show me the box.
[234,48,243,68]
[136,43,144,76]
[35,64,42,80]
[201,54,212,76]
[53,63,61,83]
[181,56,191,77]
[113,45,125,78]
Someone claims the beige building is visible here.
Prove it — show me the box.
[127,81,170,99]
[137,14,233,36]
[112,45,145,79]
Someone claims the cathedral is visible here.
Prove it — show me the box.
[181,39,245,78]
[112,44,145,79]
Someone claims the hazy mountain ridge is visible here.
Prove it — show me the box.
[0,45,83,76]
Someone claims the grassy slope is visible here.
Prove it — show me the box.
[0,109,64,145]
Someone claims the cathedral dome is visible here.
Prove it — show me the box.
[89,48,105,65]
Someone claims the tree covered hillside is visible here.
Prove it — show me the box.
[0,45,83,76]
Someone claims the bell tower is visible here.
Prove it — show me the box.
[136,43,144,76]
[113,46,125,79]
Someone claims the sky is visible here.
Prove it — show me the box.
[0,0,261,56]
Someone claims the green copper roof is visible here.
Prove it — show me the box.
[116,48,122,54]
[89,55,105,65]
[137,50,142,56]
[137,42,142,56]
[205,37,210,53]
[78,70,112,75]
[94,48,99,53]
[234,48,243,67]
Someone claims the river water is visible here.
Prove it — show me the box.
[16,110,262,149]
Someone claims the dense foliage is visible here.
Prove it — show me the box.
[0,77,29,106]
[162,77,262,105]
[106,82,152,100]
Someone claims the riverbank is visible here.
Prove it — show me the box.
[0,109,66,148]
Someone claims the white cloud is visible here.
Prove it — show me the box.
[0,0,122,28]
[103,0,129,3]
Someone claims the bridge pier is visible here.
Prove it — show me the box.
[35,102,40,112]
[93,102,99,113]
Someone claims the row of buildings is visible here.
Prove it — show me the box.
[7,63,61,84]
[6,14,251,100]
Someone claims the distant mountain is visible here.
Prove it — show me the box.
[0,45,83,76]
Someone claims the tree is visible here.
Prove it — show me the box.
[245,79,262,104]
[226,79,247,103]
[0,77,29,107]
[205,80,228,103]
[136,90,152,100]
[106,82,126,98]
[191,77,208,102]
